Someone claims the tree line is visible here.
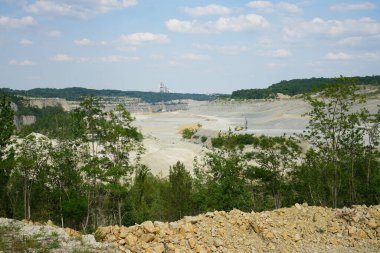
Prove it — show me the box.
[0,87,215,104]
[230,75,380,99]
[0,77,379,233]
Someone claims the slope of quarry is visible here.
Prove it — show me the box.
[96,204,380,253]
[135,98,380,175]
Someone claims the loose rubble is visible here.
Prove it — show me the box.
[0,218,116,252]
[96,204,380,253]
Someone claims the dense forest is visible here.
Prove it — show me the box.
[0,77,379,233]
[231,75,380,99]
[0,87,215,103]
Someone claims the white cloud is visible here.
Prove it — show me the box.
[258,48,292,58]
[277,2,302,13]
[193,43,249,54]
[247,1,302,13]
[330,2,376,12]
[272,49,292,57]
[19,39,33,45]
[184,5,231,16]
[97,55,140,63]
[213,14,269,32]
[74,38,94,46]
[24,0,138,19]
[50,54,139,63]
[49,30,61,37]
[180,53,209,61]
[9,59,35,66]
[246,1,273,8]
[284,17,380,38]
[116,46,137,52]
[325,52,380,61]
[335,36,363,46]
[0,16,36,29]
[360,52,380,60]
[165,19,201,33]
[165,14,269,33]
[120,32,169,45]
[326,52,353,60]
[266,62,287,68]
[51,54,73,62]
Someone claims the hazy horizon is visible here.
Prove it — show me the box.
[1,0,380,93]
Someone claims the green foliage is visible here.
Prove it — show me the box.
[19,106,76,140]
[0,93,15,217]
[297,77,380,207]
[211,131,255,149]
[194,134,254,212]
[1,81,379,232]
[1,87,215,103]
[182,128,196,139]
[201,136,207,143]
[0,94,15,156]
[127,165,168,224]
[231,88,275,99]
[166,162,194,220]
[231,75,380,99]
[246,135,301,209]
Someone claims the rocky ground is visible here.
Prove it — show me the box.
[96,204,380,253]
[1,204,379,253]
[0,218,115,252]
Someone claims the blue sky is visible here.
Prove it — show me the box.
[1,0,379,93]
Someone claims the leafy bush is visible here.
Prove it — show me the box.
[182,128,196,139]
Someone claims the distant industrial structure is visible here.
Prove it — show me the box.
[159,82,170,93]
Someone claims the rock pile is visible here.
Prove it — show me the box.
[0,218,116,252]
[96,204,380,253]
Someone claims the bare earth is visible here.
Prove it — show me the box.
[134,99,380,176]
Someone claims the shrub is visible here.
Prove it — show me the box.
[182,128,196,139]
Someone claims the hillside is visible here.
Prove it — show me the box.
[0,87,215,103]
[3,204,378,252]
[231,75,380,99]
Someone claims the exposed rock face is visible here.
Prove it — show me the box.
[96,204,380,253]
[0,218,116,252]
[22,97,71,111]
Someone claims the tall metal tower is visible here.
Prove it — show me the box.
[159,82,169,93]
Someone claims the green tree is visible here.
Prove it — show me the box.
[101,104,144,226]
[11,134,51,220]
[301,77,373,208]
[73,98,145,229]
[194,133,253,212]
[0,94,16,217]
[167,161,193,220]
[246,135,301,209]
[0,94,15,156]
[73,95,106,231]
[48,140,86,228]
[128,165,168,224]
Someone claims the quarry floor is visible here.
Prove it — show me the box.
[133,98,378,176]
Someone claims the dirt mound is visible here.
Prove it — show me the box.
[176,123,201,134]
[96,204,380,253]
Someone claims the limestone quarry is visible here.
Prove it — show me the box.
[2,204,379,252]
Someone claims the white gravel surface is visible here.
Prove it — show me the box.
[134,99,380,176]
